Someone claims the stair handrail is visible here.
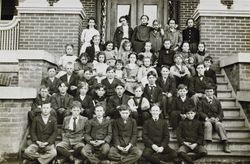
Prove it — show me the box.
[221,68,250,128]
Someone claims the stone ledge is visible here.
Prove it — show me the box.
[0,50,57,65]
[237,91,250,102]
[220,53,250,68]
[0,87,37,99]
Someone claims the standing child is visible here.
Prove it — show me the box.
[204,56,217,85]
[157,39,175,69]
[143,105,178,164]
[156,66,176,117]
[114,59,125,83]
[74,82,94,119]
[103,41,117,66]
[149,19,164,55]
[86,35,103,63]
[108,105,142,163]
[56,101,88,163]
[82,105,112,163]
[80,17,100,53]
[177,108,207,164]
[128,85,150,126]
[118,39,133,65]
[198,84,231,153]
[74,52,93,78]
[93,52,109,83]
[123,52,139,95]
[23,102,57,164]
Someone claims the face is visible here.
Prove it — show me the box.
[152,21,160,30]
[196,64,205,75]
[198,43,205,52]
[93,36,100,45]
[175,56,183,65]
[41,103,52,116]
[71,107,81,117]
[79,86,88,95]
[141,16,148,24]
[161,67,170,77]
[186,111,196,120]
[48,68,56,77]
[115,86,125,96]
[106,69,115,79]
[59,83,68,94]
[66,64,74,75]
[96,88,105,97]
[98,54,105,63]
[95,106,105,118]
[143,58,151,67]
[144,42,152,51]
[150,106,161,118]
[182,43,189,52]
[148,75,156,85]
[80,56,88,64]
[124,43,131,51]
[164,41,171,49]
[204,60,212,68]
[187,19,194,28]
[116,62,123,70]
[205,89,214,98]
[40,88,49,98]
[129,54,137,63]
[119,110,130,120]
[88,19,96,27]
[120,18,128,26]
[84,71,92,80]
[134,87,143,97]
[106,43,113,51]
[178,88,188,97]
[169,20,176,29]
[66,45,73,55]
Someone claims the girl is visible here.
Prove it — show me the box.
[192,42,208,65]
[118,39,133,64]
[114,59,125,82]
[103,41,117,66]
[141,41,157,65]
[180,41,191,63]
[80,17,100,53]
[86,35,103,63]
[74,52,93,78]
[123,52,139,95]
[93,52,109,83]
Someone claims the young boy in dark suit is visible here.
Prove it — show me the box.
[41,66,61,95]
[23,102,57,164]
[80,68,98,97]
[204,56,217,85]
[82,105,112,163]
[143,105,178,164]
[106,83,130,119]
[56,101,88,163]
[51,82,73,124]
[108,105,142,163]
[197,84,231,153]
[177,107,207,164]
[92,83,107,109]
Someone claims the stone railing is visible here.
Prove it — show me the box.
[0,16,21,50]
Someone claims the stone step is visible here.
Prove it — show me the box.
[222,116,245,127]
[217,81,228,90]
[223,106,240,117]
[218,97,236,107]
[217,89,232,98]
[216,74,225,83]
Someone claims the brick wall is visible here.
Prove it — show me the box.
[0,99,33,153]
[19,13,83,58]
[80,0,96,28]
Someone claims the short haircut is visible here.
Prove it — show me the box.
[163,39,171,43]
[47,66,57,71]
[78,81,89,90]
[72,101,82,109]
[95,104,105,111]
[78,52,89,61]
[58,81,69,88]
[84,67,93,73]
[104,41,114,50]
[117,105,129,111]
[185,106,196,113]
[133,85,143,92]
[96,51,106,63]
[122,40,132,50]
[140,15,149,20]
[40,85,49,91]
[115,59,124,66]
[150,105,161,111]
[177,84,188,90]
[174,53,182,59]
[204,56,213,63]
[106,66,115,73]
[115,82,125,88]
[143,56,151,62]
[95,83,106,90]
[65,43,74,49]
[196,62,205,68]
[147,70,157,78]
[41,101,51,107]
[161,65,170,71]
[205,83,216,90]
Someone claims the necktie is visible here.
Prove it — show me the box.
[73,117,77,132]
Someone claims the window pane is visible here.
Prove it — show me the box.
[144,5,157,26]
[117,5,131,26]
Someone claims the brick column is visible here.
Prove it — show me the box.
[16,0,85,59]
[193,3,250,69]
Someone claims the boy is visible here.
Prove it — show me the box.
[56,101,88,163]
[106,83,130,119]
[177,108,207,164]
[143,105,178,163]
[108,105,142,163]
[82,105,112,163]
[41,66,61,95]
[143,71,162,107]
[197,84,231,153]
[28,86,53,124]
[60,62,79,97]
[74,82,94,119]
[23,102,57,164]
[92,83,107,109]
[51,82,73,124]
[101,66,122,98]
[189,63,214,105]
[80,67,98,97]
[157,39,176,69]
[204,56,217,84]
[170,84,195,130]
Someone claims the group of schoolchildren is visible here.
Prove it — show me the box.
[23,15,231,164]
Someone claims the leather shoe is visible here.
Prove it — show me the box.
[223,143,231,153]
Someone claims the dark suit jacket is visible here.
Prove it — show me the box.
[177,119,204,145]
[84,118,112,144]
[62,115,88,144]
[74,95,94,119]
[60,73,79,97]
[205,68,217,84]
[113,25,134,48]
[112,117,137,147]
[189,76,214,96]
[85,44,104,62]
[171,96,195,114]
[182,27,200,44]
[157,48,175,67]
[101,78,122,97]
[143,84,162,105]
[197,97,223,121]
[51,93,73,112]
[143,118,170,148]
[31,95,51,111]
[41,77,61,95]
[156,76,176,95]
[30,115,57,145]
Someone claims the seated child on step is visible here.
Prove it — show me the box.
[93,52,109,83]
[103,41,117,66]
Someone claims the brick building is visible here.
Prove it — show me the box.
[0,0,250,162]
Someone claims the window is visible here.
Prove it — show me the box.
[143,5,157,26]
[117,5,131,26]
